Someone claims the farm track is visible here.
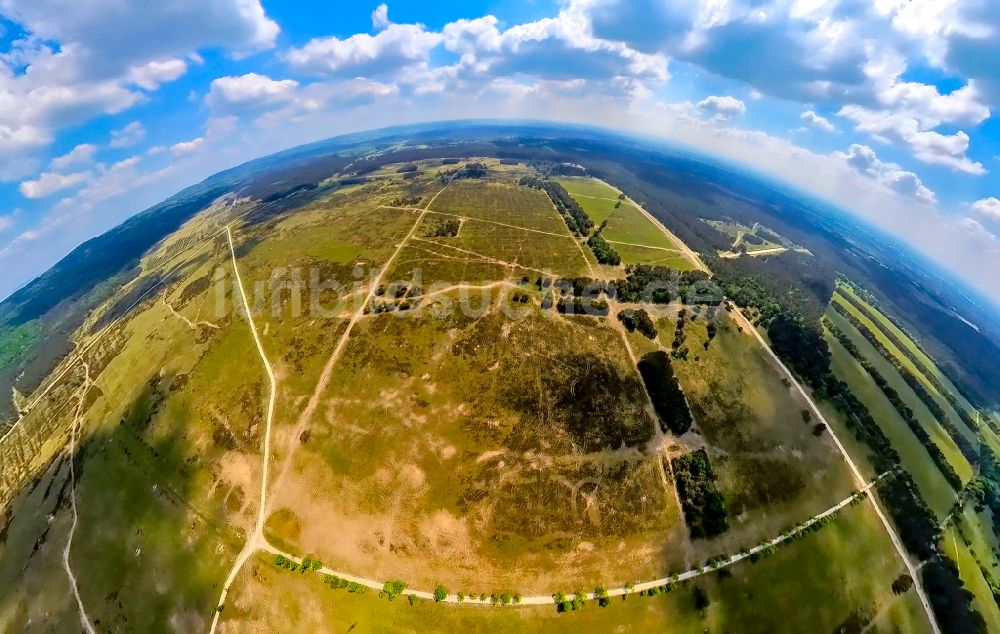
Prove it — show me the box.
[162,291,219,331]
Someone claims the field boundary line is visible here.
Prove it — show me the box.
[605,240,684,253]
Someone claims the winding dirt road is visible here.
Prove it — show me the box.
[208,226,280,634]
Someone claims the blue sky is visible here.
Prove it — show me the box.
[1,0,999,302]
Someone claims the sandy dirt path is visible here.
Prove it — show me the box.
[63,363,96,634]
[208,226,280,634]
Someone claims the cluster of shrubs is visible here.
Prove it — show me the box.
[637,583,674,598]
[553,591,587,613]
[458,162,489,178]
[671,308,689,359]
[527,275,554,290]
[422,217,461,237]
[704,319,718,350]
[617,308,657,339]
[557,297,609,316]
[367,299,418,314]
[383,579,407,601]
[391,195,422,207]
[554,582,677,614]
[612,265,715,304]
[587,222,621,265]
[671,449,728,538]
[273,554,322,574]
[554,276,612,297]
[453,590,522,605]
[323,575,367,594]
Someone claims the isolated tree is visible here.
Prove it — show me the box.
[595,586,610,607]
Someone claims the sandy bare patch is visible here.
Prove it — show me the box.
[213,451,260,523]
[417,509,474,556]
[169,610,206,633]
[401,463,426,488]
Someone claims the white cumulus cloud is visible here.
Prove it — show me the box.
[19,170,91,198]
[697,95,746,119]
[971,197,1000,220]
[206,73,300,111]
[285,22,442,78]
[372,3,390,30]
[170,137,205,155]
[838,105,986,175]
[127,58,188,90]
[50,143,97,170]
[833,143,936,204]
[801,110,835,132]
[109,122,146,148]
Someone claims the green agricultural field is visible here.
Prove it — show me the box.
[826,328,957,518]
[432,181,570,233]
[824,308,974,483]
[943,525,1000,632]
[555,176,622,225]
[556,176,696,269]
[835,282,996,456]
[602,202,679,251]
[837,284,950,391]
[831,292,979,444]
[427,218,589,279]
[956,506,1000,577]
